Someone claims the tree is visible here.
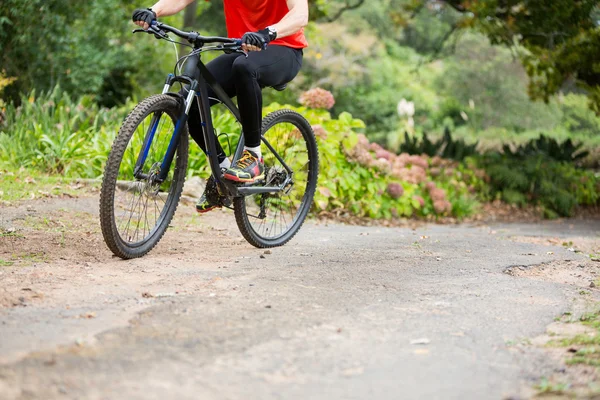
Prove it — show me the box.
[0,0,142,106]
[308,0,366,22]
[402,1,600,113]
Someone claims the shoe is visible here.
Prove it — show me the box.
[195,175,222,213]
[223,150,264,183]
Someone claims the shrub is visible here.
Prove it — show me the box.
[501,134,589,162]
[399,128,479,161]
[558,94,600,137]
[302,105,482,219]
[477,153,599,217]
[299,88,335,110]
[0,87,124,177]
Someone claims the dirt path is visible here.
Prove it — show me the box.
[0,194,599,399]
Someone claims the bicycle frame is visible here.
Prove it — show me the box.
[133,47,295,199]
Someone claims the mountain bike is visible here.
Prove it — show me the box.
[99,21,319,259]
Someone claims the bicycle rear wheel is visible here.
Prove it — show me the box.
[233,110,319,248]
[99,94,188,259]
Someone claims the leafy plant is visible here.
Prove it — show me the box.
[0,86,124,177]
[477,153,599,217]
[399,128,478,161]
[502,134,589,162]
[399,131,443,157]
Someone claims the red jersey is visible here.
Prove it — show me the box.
[223,0,308,49]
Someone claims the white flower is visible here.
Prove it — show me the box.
[397,99,415,117]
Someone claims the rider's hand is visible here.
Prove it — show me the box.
[132,8,157,30]
[241,29,272,52]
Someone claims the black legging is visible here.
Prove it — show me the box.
[186,45,303,162]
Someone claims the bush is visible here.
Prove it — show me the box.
[558,94,600,137]
[290,105,482,219]
[0,87,124,177]
[4,87,596,221]
[399,128,479,161]
[477,153,599,218]
[501,134,589,163]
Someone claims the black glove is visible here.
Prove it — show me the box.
[242,29,273,50]
[132,8,156,26]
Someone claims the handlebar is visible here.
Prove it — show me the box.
[134,20,242,49]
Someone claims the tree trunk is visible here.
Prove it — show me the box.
[180,1,198,55]
[183,0,198,29]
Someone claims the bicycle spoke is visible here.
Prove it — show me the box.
[243,118,312,240]
[112,111,179,245]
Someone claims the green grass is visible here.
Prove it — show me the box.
[0,259,14,266]
[12,252,48,264]
[547,309,600,368]
[538,309,600,397]
[536,377,570,394]
[0,170,99,203]
[0,231,25,239]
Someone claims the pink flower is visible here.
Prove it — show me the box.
[430,156,443,167]
[299,87,335,109]
[369,142,384,152]
[357,134,369,147]
[430,188,446,202]
[374,158,391,172]
[312,124,328,139]
[387,183,404,199]
[412,195,425,207]
[410,166,427,184]
[397,153,410,163]
[433,200,452,214]
[408,155,429,170]
[375,148,392,160]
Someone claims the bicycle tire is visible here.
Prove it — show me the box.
[233,109,319,248]
[99,94,188,259]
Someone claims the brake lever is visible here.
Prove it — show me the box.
[148,25,168,40]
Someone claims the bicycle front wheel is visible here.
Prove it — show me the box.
[99,94,188,259]
[234,110,319,248]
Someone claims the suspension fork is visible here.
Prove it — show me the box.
[133,74,181,180]
[156,81,197,182]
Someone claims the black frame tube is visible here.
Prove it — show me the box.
[135,26,291,197]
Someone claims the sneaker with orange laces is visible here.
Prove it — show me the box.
[195,175,222,213]
[223,150,264,183]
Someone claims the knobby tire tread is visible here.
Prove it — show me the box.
[233,109,319,248]
[99,94,188,259]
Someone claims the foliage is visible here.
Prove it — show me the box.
[400,132,444,157]
[558,94,600,137]
[477,153,599,218]
[294,106,482,219]
[0,0,183,107]
[0,170,100,203]
[299,88,336,110]
[0,87,124,177]
[435,33,561,132]
[436,0,600,113]
[190,100,482,219]
[502,135,589,163]
[399,129,478,161]
[0,86,484,220]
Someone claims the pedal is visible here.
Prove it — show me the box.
[236,178,266,187]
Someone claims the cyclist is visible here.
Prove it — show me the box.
[132,0,309,213]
